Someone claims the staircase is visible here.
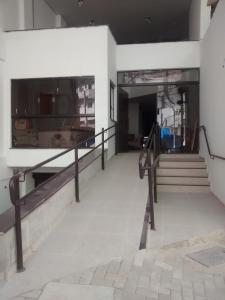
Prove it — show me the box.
[157,154,210,192]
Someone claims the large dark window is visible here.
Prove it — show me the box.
[11,77,95,148]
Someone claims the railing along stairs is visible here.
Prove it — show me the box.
[139,123,160,234]
[199,125,225,161]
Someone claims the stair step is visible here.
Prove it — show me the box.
[159,161,207,169]
[157,184,210,193]
[159,157,205,162]
[160,154,200,159]
[157,168,208,177]
[157,176,209,186]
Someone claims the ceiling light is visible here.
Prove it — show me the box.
[77,0,84,7]
[145,17,152,24]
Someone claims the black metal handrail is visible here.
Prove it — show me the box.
[9,124,117,272]
[200,125,225,161]
[139,123,160,232]
[139,123,156,179]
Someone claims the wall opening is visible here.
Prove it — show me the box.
[117,69,199,153]
[32,172,56,188]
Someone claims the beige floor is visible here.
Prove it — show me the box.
[1,153,225,300]
[148,191,225,248]
[10,230,225,300]
[0,153,148,299]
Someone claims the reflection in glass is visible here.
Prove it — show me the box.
[12,116,95,148]
[11,77,95,148]
[157,85,199,152]
[110,81,115,120]
[77,79,95,115]
[118,69,199,85]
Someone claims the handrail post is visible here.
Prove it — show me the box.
[147,150,155,230]
[101,128,105,170]
[75,147,80,202]
[156,124,160,159]
[202,126,212,158]
[115,123,118,156]
[14,176,25,272]
[153,132,158,204]
[153,166,157,204]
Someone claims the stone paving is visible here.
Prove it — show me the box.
[11,230,225,300]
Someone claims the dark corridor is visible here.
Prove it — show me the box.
[118,88,157,152]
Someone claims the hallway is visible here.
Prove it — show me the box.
[0,153,148,299]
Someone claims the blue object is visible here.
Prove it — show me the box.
[161,127,171,139]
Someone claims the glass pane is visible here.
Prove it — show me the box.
[110,82,115,120]
[12,117,95,148]
[11,76,95,149]
[87,117,95,129]
[157,85,199,152]
[118,69,199,85]
[0,178,11,215]
[77,78,95,115]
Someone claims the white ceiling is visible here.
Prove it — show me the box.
[45,0,192,44]
[123,86,157,99]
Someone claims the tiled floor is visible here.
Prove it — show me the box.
[11,230,225,300]
[39,283,115,300]
[1,153,225,300]
[0,153,148,299]
[148,192,225,248]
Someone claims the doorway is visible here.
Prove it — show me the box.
[117,69,199,153]
[118,86,157,152]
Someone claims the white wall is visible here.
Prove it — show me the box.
[0,158,12,180]
[55,15,67,28]
[0,0,3,29]
[200,0,225,203]
[23,0,34,29]
[0,0,5,157]
[20,172,35,198]
[0,0,13,194]
[3,26,109,167]
[0,158,12,214]
[189,0,201,40]
[189,0,211,40]
[117,41,200,71]
[107,29,117,159]
[23,0,62,30]
[1,0,64,31]
[2,0,25,31]
[33,0,57,29]
[200,0,211,39]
